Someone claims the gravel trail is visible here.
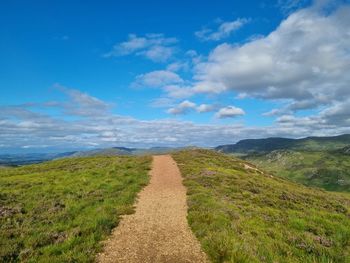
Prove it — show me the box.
[97,155,208,263]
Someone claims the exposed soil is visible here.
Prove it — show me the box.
[97,155,207,263]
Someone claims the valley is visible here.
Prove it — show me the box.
[216,134,350,192]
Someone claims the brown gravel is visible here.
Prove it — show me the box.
[97,155,208,263]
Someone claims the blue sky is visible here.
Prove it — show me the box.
[1,0,350,152]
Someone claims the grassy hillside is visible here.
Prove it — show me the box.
[0,155,151,262]
[216,134,350,154]
[172,149,350,263]
[244,150,350,192]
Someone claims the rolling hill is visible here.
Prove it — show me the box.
[244,149,350,192]
[1,149,349,262]
[215,134,350,192]
[172,149,350,262]
[215,134,350,154]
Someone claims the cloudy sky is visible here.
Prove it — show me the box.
[1,0,350,153]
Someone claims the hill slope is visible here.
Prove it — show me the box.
[172,149,350,263]
[215,134,350,193]
[244,149,350,192]
[0,156,151,262]
[216,134,350,154]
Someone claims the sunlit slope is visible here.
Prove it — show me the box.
[0,156,151,262]
[173,149,350,263]
[245,149,350,192]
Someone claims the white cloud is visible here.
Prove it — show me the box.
[319,99,350,126]
[163,85,194,99]
[277,0,310,14]
[195,18,249,41]
[149,98,175,108]
[166,61,189,72]
[3,3,350,152]
[215,106,245,118]
[141,45,174,62]
[167,101,217,115]
[132,70,183,88]
[54,84,111,117]
[104,33,178,62]
[262,108,285,117]
[196,104,216,113]
[167,100,196,115]
[190,4,350,115]
[131,69,195,99]
[107,34,148,55]
[1,89,350,153]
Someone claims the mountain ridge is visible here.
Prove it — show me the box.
[216,134,350,154]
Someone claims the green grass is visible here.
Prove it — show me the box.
[0,155,151,262]
[172,149,350,263]
[244,150,350,192]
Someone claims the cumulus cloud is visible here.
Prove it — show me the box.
[215,106,245,118]
[263,96,329,116]
[104,33,178,62]
[166,101,218,115]
[167,100,196,115]
[142,45,175,62]
[195,18,249,41]
[1,88,349,153]
[131,69,195,99]
[191,4,350,112]
[132,70,183,88]
[319,99,350,126]
[3,3,350,153]
[196,104,216,113]
[163,85,194,99]
[270,98,350,134]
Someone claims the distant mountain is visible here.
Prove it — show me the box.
[244,149,350,192]
[216,134,350,154]
[0,146,181,166]
[69,147,135,157]
[0,152,77,166]
[69,146,180,157]
[216,134,350,192]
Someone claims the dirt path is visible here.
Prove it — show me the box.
[97,155,208,263]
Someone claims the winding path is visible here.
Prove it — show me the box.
[97,155,207,263]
